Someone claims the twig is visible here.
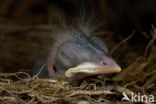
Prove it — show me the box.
[67,90,112,98]
[33,64,46,77]
[110,30,135,54]
[144,25,156,57]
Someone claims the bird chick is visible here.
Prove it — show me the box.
[47,26,121,80]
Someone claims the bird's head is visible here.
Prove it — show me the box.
[48,28,121,80]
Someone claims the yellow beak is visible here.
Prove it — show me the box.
[65,61,121,78]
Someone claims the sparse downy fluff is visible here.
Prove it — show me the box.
[46,12,121,80]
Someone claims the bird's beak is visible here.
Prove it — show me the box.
[65,58,121,78]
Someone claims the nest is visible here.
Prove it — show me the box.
[0,24,156,104]
[0,54,155,104]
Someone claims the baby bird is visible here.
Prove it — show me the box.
[47,25,121,80]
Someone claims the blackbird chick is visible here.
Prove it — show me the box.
[47,26,121,80]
